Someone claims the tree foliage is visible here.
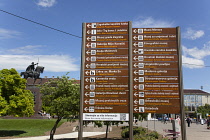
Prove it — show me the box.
[0,68,34,117]
[197,104,210,118]
[39,74,80,140]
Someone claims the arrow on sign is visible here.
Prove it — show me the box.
[86,64,90,68]
[133,56,138,61]
[86,43,91,47]
[134,70,138,75]
[133,49,138,54]
[84,99,90,104]
[133,29,137,33]
[134,99,138,104]
[134,92,139,97]
[133,63,138,68]
[134,85,138,89]
[86,50,91,55]
[133,36,138,40]
[134,77,139,82]
[85,78,89,82]
[87,37,91,41]
[85,85,89,89]
[84,107,89,112]
[85,92,89,97]
[87,30,91,34]
[133,42,138,47]
[134,107,139,112]
[85,71,90,75]
[87,24,91,28]
[86,57,90,61]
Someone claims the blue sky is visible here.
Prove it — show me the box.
[1,0,210,91]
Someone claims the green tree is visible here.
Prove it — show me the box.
[40,74,80,140]
[0,68,34,117]
[197,104,210,118]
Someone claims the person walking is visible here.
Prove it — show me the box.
[186,117,192,127]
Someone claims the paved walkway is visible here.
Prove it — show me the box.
[137,120,210,140]
[1,121,210,140]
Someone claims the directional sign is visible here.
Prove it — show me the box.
[84,91,129,98]
[84,76,129,84]
[133,91,180,98]
[133,106,180,114]
[84,84,128,91]
[84,69,128,76]
[133,76,179,83]
[83,98,128,105]
[85,49,128,56]
[83,105,128,113]
[85,62,128,69]
[85,56,128,62]
[133,55,178,62]
[86,28,128,35]
[132,35,176,41]
[86,35,128,42]
[133,84,179,91]
[86,42,128,48]
[132,28,176,34]
[133,98,180,106]
[132,48,177,55]
[132,62,178,69]
[132,41,177,48]
[86,22,129,29]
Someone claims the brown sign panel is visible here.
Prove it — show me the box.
[133,48,177,55]
[84,91,129,98]
[133,76,178,83]
[85,69,128,76]
[83,105,128,113]
[85,49,128,56]
[132,35,176,41]
[133,91,180,98]
[84,76,129,84]
[133,84,179,91]
[133,41,177,48]
[133,62,178,69]
[133,98,180,106]
[133,69,179,76]
[86,42,128,49]
[86,35,128,42]
[85,56,128,62]
[86,22,129,29]
[83,98,128,105]
[133,55,178,62]
[132,28,176,34]
[84,84,129,91]
[86,28,128,35]
[85,62,128,69]
[133,106,180,114]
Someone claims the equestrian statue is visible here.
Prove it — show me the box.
[20,62,44,84]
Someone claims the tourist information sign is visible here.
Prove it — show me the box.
[81,22,130,121]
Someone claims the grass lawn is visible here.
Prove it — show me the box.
[0,119,66,137]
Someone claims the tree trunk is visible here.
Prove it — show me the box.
[49,117,62,140]
[105,123,109,139]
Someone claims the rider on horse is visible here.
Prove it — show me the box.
[26,62,38,72]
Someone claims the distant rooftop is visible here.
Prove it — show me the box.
[183,89,210,95]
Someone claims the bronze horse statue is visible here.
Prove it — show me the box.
[20,62,44,84]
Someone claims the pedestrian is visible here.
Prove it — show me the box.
[186,117,192,127]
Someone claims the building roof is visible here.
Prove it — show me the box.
[183,89,210,95]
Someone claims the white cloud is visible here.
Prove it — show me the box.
[182,55,204,69]
[182,42,210,59]
[183,28,204,40]
[0,55,79,72]
[7,45,44,54]
[36,0,57,7]
[0,28,21,39]
[133,17,174,28]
